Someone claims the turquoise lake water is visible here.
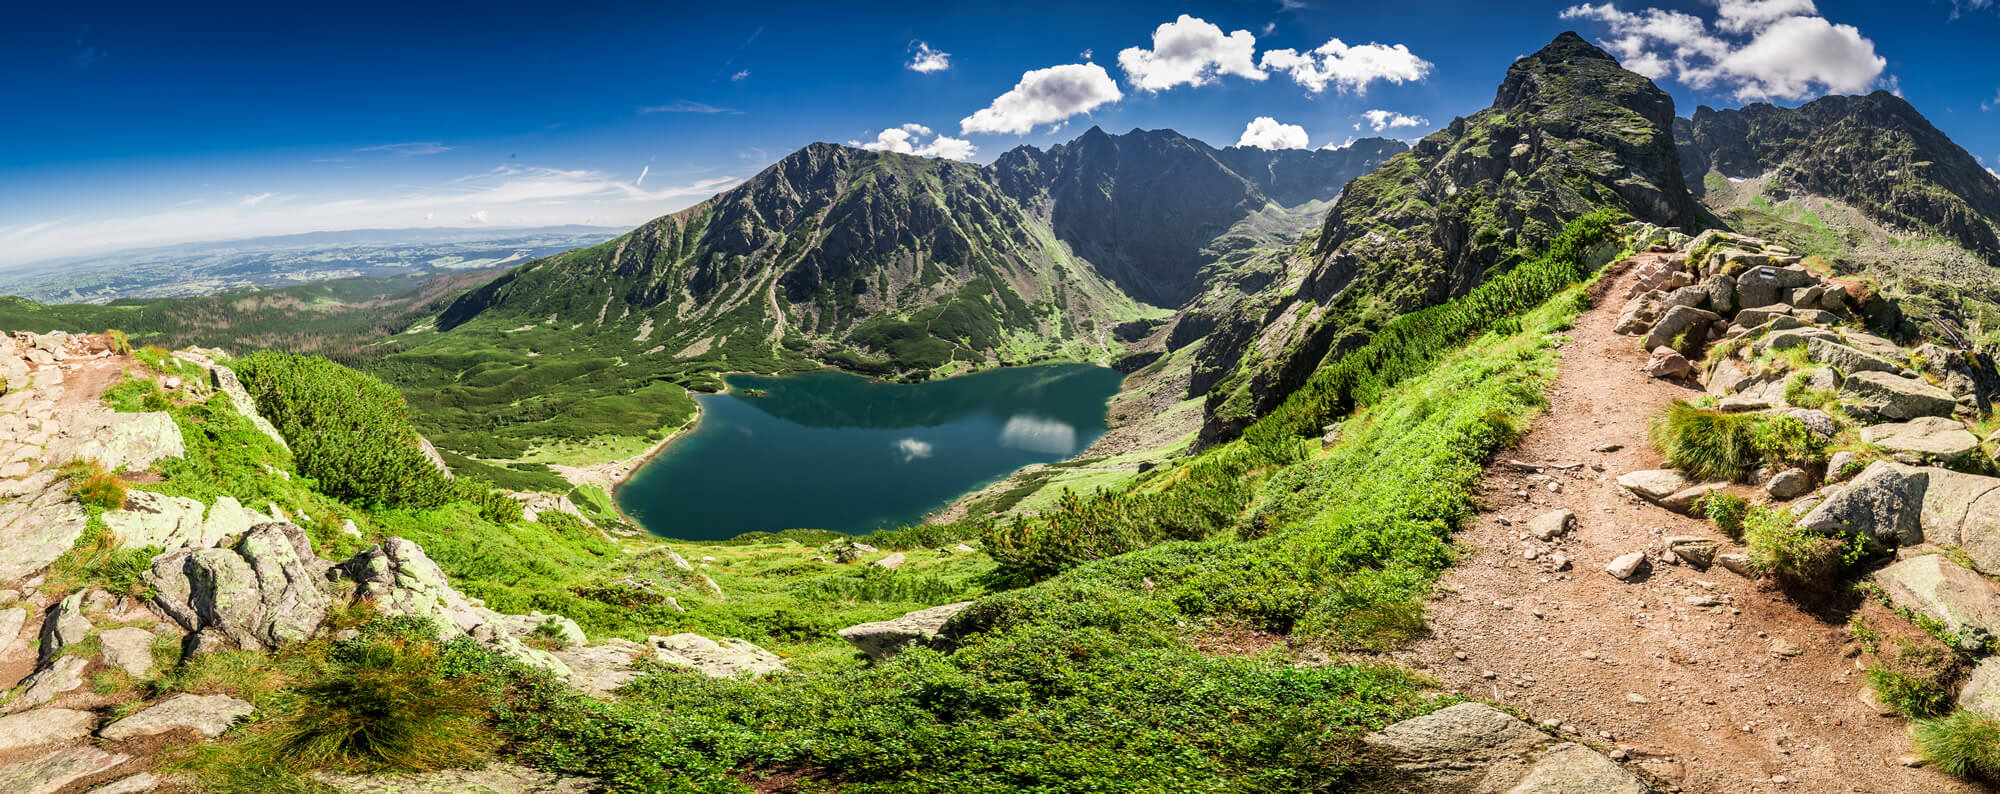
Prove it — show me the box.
[616,364,1125,540]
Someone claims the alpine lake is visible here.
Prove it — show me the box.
[617,364,1126,540]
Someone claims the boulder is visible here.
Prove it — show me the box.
[1843,331,1905,361]
[1958,657,2000,720]
[1660,482,1729,514]
[1642,305,1720,351]
[11,655,87,710]
[1797,461,1927,546]
[1861,417,1981,461]
[97,627,157,679]
[0,746,129,794]
[1718,553,1754,577]
[37,592,91,665]
[1783,408,1838,439]
[1617,470,1691,503]
[1643,347,1691,378]
[551,639,649,696]
[1734,304,1793,327]
[337,536,571,676]
[87,773,159,794]
[1759,327,1839,354]
[1767,469,1812,500]
[1701,273,1737,315]
[1795,309,1840,325]
[0,474,89,583]
[146,522,331,651]
[44,407,185,472]
[872,552,906,570]
[101,492,275,551]
[1951,488,2000,577]
[1527,510,1575,541]
[1916,468,2000,549]
[0,708,95,752]
[1875,554,2000,650]
[1661,285,1709,311]
[838,602,973,660]
[649,633,786,679]
[1668,536,1719,569]
[0,607,24,657]
[1827,451,1863,482]
[1804,338,1900,376]
[1840,372,1958,420]
[99,693,255,741]
[1352,703,1647,794]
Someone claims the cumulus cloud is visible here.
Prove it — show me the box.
[240,192,275,207]
[1235,117,1309,150]
[1259,38,1432,94]
[850,123,979,160]
[1561,2,1886,101]
[894,437,935,462]
[467,210,489,224]
[960,63,1123,135]
[730,69,750,82]
[999,416,1077,454]
[1117,15,1265,92]
[907,41,951,73]
[1355,109,1429,132]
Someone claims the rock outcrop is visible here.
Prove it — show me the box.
[146,522,331,652]
[337,536,572,676]
[1875,554,2000,650]
[1352,702,1650,793]
[99,693,255,741]
[650,633,787,679]
[838,602,973,660]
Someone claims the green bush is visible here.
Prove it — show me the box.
[233,352,461,510]
[1699,491,1750,539]
[1650,401,1762,481]
[1865,635,1961,719]
[1916,710,2000,778]
[273,635,496,772]
[1743,506,1865,593]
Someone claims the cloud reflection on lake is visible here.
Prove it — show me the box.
[999,415,1077,454]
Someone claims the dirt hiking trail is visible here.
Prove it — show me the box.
[1387,255,1979,793]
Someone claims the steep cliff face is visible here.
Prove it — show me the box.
[992,129,1405,306]
[1678,92,2000,263]
[1191,32,1697,443]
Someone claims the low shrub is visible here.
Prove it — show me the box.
[62,459,128,510]
[1650,402,1827,481]
[1916,710,2000,779]
[1699,491,1750,539]
[1865,635,1961,719]
[1743,506,1865,594]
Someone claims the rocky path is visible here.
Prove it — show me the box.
[1390,257,1977,793]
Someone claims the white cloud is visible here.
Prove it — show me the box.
[907,41,951,73]
[0,166,742,267]
[636,165,649,186]
[1117,15,1265,92]
[960,63,1123,135]
[730,69,750,82]
[894,437,935,462]
[1561,2,1886,101]
[850,123,979,160]
[1235,116,1309,150]
[468,210,489,224]
[637,99,737,114]
[999,416,1077,454]
[1259,38,1432,94]
[1355,109,1429,132]
[356,142,451,156]
[240,192,275,207]
[1320,136,1357,151]
[1989,167,2000,181]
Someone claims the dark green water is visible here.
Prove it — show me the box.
[617,364,1126,540]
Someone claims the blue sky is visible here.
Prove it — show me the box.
[3,0,1997,266]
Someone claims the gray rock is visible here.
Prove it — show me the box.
[1916,468,2000,549]
[1782,408,1838,439]
[1798,461,1928,546]
[1527,510,1576,541]
[550,639,648,696]
[1668,536,1719,569]
[314,763,593,794]
[839,601,973,660]
[0,746,129,794]
[1352,703,1647,794]
[1843,331,1905,361]
[1767,469,1812,500]
[1876,554,2000,650]
[1701,273,1737,315]
[146,522,331,651]
[1804,337,1900,375]
[1795,309,1840,325]
[44,407,185,472]
[338,537,571,676]
[1861,417,1980,461]
[1840,372,1958,420]
[1718,553,1754,577]
[87,772,159,794]
[1789,285,1824,309]
[1950,488,2000,577]
[1642,305,1721,351]
[97,627,157,679]
[1759,327,1839,354]
[37,592,90,665]
[11,655,87,710]
[1661,285,1709,311]
[0,607,25,658]
[1827,451,1863,482]
[0,708,95,752]
[1644,347,1691,378]
[1659,482,1729,514]
[210,364,288,451]
[0,474,89,583]
[649,633,786,679]
[100,693,255,741]
[1734,304,1793,327]
[1606,551,1648,580]
[101,492,274,551]
[1958,657,2000,720]
[1617,470,1691,503]
[872,552,906,569]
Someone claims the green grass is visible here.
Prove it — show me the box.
[1743,505,1866,594]
[1649,401,1828,481]
[1917,710,2000,778]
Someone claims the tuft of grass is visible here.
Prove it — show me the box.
[271,637,496,773]
[1864,635,1961,719]
[1699,491,1750,539]
[1743,506,1866,594]
[1916,710,2000,778]
[61,458,129,510]
[1650,401,1762,481]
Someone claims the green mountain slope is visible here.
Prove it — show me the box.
[1190,31,1697,443]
